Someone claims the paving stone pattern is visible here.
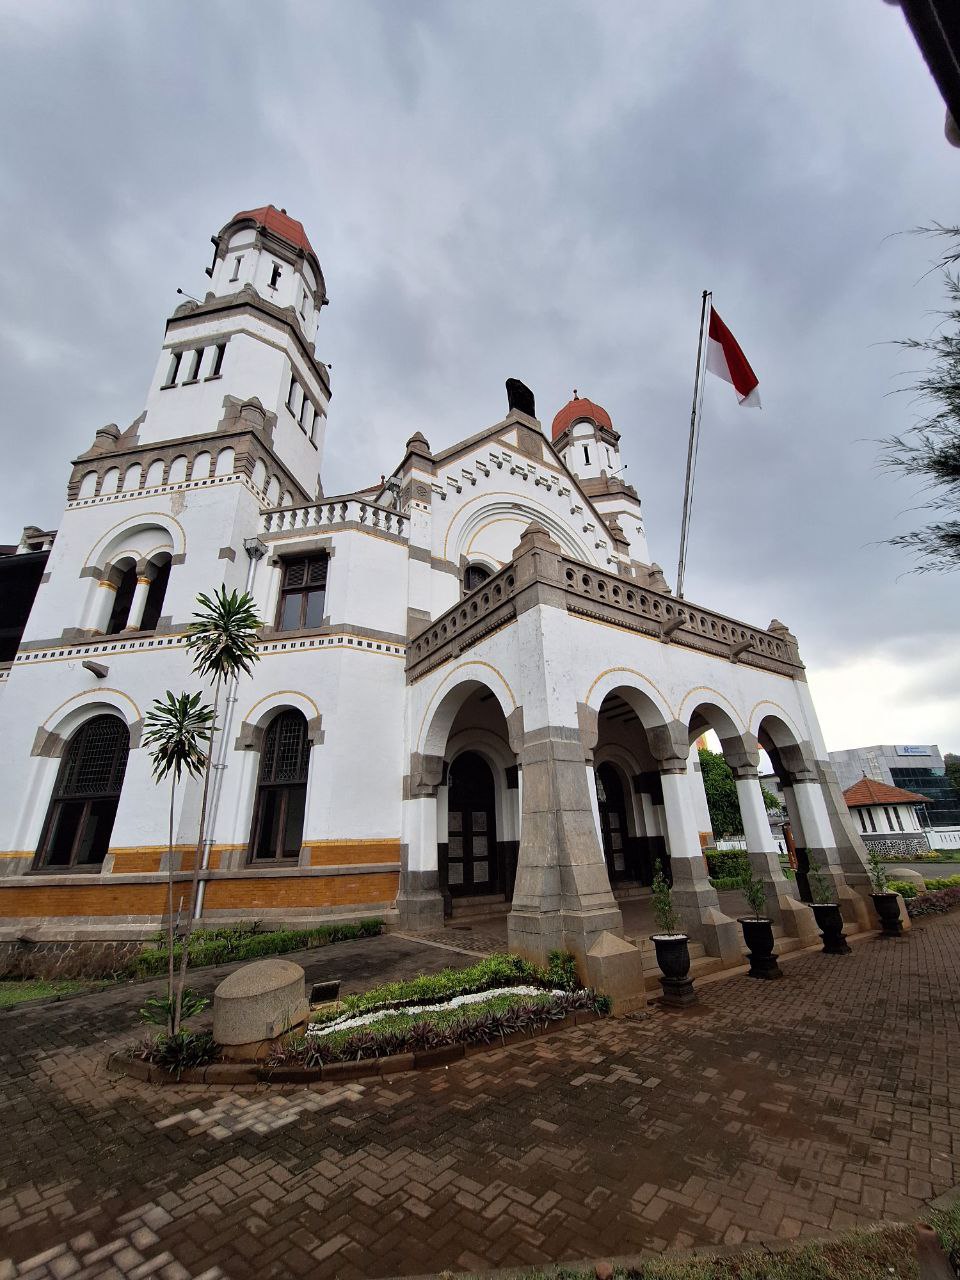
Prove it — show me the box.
[2,921,960,1279]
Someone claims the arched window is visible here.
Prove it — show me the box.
[249,711,310,861]
[140,555,172,632]
[35,716,129,870]
[105,564,138,634]
[463,563,491,593]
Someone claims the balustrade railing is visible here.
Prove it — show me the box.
[407,550,803,681]
[406,563,520,676]
[261,498,407,538]
[558,558,800,669]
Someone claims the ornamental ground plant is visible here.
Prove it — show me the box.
[132,918,383,977]
[273,988,607,1068]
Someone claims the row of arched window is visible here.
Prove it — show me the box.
[76,451,297,508]
[77,448,237,500]
[33,710,311,871]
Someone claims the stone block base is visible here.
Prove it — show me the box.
[777,896,820,946]
[394,870,445,933]
[583,931,647,1015]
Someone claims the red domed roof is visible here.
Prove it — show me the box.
[228,205,315,258]
[551,393,613,440]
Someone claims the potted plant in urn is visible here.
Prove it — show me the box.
[738,865,782,979]
[806,860,850,954]
[867,847,904,937]
[650,861,697,1006]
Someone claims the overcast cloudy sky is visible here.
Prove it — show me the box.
[2,2,957,753]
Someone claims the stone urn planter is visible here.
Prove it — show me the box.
[811,903,851,955]
[738,918,782,979]
[872,891,904,938]
[651,934,697,1007]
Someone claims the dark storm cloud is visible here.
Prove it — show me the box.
[1,1,957,748]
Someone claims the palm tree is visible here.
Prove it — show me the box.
[174,586,263,1026]
[142,691,215,1033]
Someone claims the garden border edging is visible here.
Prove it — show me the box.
[107,1008,601,1085]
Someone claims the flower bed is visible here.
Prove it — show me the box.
[131,918,383,977]
[906,885,960,918]
[118,951,608,1084]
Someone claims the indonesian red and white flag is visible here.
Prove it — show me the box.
[706,306,760,407]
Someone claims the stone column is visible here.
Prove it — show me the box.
[505,523,624,968]
[734,773,792,921]
[508,724,624,965]
[123,561,156,632]
[719,732,790,923]
[88,575,120,634]
[652,721,740,962]
[396,752,445,931]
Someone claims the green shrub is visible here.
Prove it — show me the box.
[888,879,918,899]
[924,874,960,891]
[546,950,580,991]
[311,953,549,1025]
[139,988,208,1027]
[705,849,750,879]
[138,1029,219,1080]
[131,918,384,977]
[709,875,747,891]
[740,865,767,919]
[651,860,681,935]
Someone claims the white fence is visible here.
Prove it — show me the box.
[927,827,960,851]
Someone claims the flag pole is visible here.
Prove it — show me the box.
[676,290,711,600]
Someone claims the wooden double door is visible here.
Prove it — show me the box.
[445,751,500,896]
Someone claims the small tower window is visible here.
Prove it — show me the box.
[164,351,183,388]
[230,256,242,282]
[209,342,226,378]
[299,287,308,319]
[187,348,204,381]
[583,444,590,466]
[105,565,138,635]
[269,263,282,289]
[464,563,491,593]
[286,373,298,410]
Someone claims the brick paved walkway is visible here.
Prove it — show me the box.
[2,919,959,1279]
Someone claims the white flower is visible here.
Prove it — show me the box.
[307,986,566,1038]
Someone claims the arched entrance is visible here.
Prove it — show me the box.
[445,751,499,897]
[596,762,630,884]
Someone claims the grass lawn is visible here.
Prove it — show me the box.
[0,978,104,1009]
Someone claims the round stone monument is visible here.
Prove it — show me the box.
[213,958,310,1060]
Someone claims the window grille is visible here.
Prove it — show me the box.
[35,716,129,870]
[250,711,310,861]
[277,555,328,631]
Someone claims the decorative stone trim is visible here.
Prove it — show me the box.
[13,630,405,668]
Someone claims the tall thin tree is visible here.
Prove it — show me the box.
[882,225,960,572]
[174,586,263,1027]
[142,691,215,1033]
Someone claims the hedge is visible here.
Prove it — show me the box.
[132,918,384,977]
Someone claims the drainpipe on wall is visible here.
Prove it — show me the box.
[194,537,268,920]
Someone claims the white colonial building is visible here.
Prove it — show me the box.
[0,206,881,982]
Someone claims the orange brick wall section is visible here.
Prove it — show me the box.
[0,883,171,918]
[203,873,399,911]
[109,849,166,873]
[308,840,401,867]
